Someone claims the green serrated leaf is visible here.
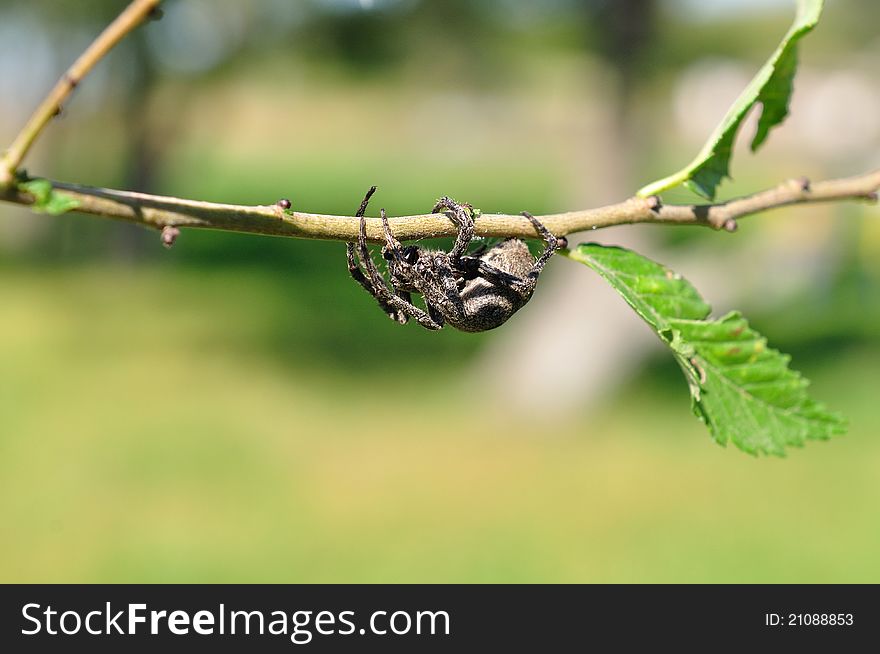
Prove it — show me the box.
[638,0,823,200]
[19,178,80,216]
[566,243,846,456]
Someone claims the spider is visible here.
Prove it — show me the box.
[346,187,565,332]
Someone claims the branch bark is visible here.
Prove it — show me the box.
[1,170,877,244]
[0,0,162,188]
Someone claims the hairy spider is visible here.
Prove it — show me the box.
[346,188,565,332]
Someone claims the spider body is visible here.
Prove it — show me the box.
[346,189,563,332]
[383,238,536,332]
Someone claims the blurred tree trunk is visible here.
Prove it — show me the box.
[474,0,662,416]
[111,30,159,262]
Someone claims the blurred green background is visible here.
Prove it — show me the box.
[1,0,879,582]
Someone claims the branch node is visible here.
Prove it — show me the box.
[276,198,292,210]
[794,176,811,192]
[161,225,180,249]
[722,218,738,233]
[644,195,662,211]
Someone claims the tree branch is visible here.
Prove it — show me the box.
[0,0,163,189]
[1,169,877,243]
[0,0,875,244]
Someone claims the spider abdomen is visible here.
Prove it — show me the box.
[446,239,537,332]
[453,279,523,332]
[481,239,534,277]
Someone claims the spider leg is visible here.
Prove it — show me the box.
[380,208,429,320]
[347,242,383,301]
[459,256,523,287]
[425,299,445,326]
[354,214,410,324]
[345,187,404,322]
[346,189,444,330]
[359,211,443,330]
[521,211,562,280]
[380,209,417,277]
[457,213,563,299]
[345,186,385,302]
[357,244,407,324]
[355,215,387,292]
[432,196,475,262]
[386,293,444,330]
[356,185,377,218]
[422,254,467,324]
[380,208,404,258]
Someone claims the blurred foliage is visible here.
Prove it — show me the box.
[0,267,878,582]
[0,0,878,582]
[569,243,847,456]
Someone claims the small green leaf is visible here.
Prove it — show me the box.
[19,178,53,205]
[19,178,80,216]
[566,243,846,456]
[638,0,823,199]
[42,191,80,216]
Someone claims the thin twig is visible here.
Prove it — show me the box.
[0,0,162,188]
[1,169,877,243]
